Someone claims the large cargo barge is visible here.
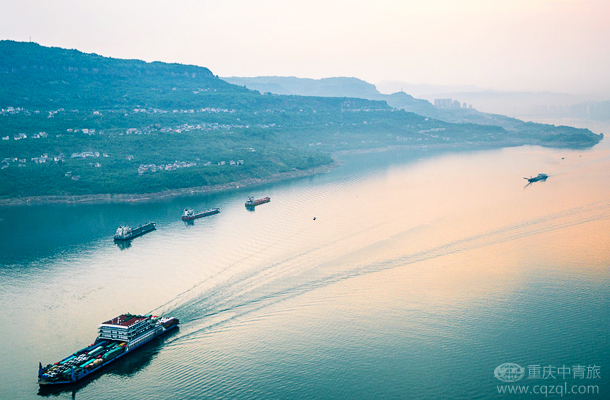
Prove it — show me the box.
[245,196,270,208]
[181,208,220,221]
[38,313,179,386]
[113,222,156,241]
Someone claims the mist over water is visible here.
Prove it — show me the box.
[1,120,609,399]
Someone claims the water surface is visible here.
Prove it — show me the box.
[1,121,609,399]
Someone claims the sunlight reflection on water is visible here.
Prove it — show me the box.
[1,123,609,399]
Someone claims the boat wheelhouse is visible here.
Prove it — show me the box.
[245,196,270,208]
[113,222,156,241]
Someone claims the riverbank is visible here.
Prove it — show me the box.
[0,141,493,206]
[0,164,336,206]
[0,136,603,207]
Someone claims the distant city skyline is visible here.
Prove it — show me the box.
[1,0,609,96]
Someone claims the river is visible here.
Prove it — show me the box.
[1,119,609,399]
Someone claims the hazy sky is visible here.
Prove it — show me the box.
[1,0,609,95]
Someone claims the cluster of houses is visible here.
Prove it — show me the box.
[1,153,65,170]
[1,107,27,115]
[2,131,49,141]
[155,120,276,134]
[131,107,233,115]
[107,122,242,136]
[2,127,102,141]
[2,106,280,142]
[2,119,274,140]
[2,107,75,117]
[66,128,97,135]
[1,106,264,176]
[1,157,27,169]
[172,107,233,114]
[137,161,197,175]
[47,108,66,118]
[137,159,245,175]
[158,122,238,134]
[71,151,106,159]
[215,159,245,166]
[0,150,108,171]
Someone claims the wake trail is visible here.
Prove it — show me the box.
[157,199,610,336]
[147,221,319,315]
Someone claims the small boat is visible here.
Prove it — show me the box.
[524,173,548,183]
[245,196,270,208]
[181,208,220,221]
[113,222,156,241]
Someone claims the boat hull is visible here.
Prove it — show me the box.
[525,174,548,183]
[245,197,270,208]
[181,208,220,221]
[38,323,178,386]
[113,223,156,241]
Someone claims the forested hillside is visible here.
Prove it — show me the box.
[0,41,602,200]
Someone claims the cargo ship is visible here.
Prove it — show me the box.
[181,208,220,221]
[38,313,179,386]
[524,173,548,183]
[113,222,156,241]
[245,196,270,208]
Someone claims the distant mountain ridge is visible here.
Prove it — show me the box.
[223,75,608,136]
[376,81,610,121]
[224,76,437,116]
[224,76,381,99]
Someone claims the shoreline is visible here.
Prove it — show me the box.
[0,164,336,207]
[0,138,602,207]
[0,141,503,207]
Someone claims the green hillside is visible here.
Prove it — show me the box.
[0,41,602,200]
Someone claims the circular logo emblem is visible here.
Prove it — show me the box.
[494,363,525,382]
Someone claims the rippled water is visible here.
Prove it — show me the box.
[1,121,609,399]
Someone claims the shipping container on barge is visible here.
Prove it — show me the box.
[38,313,179,386]
[245,196,270,209]
[181,208,220,221]
[113,222,156,241]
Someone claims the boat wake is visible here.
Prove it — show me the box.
[153,199,610,343]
